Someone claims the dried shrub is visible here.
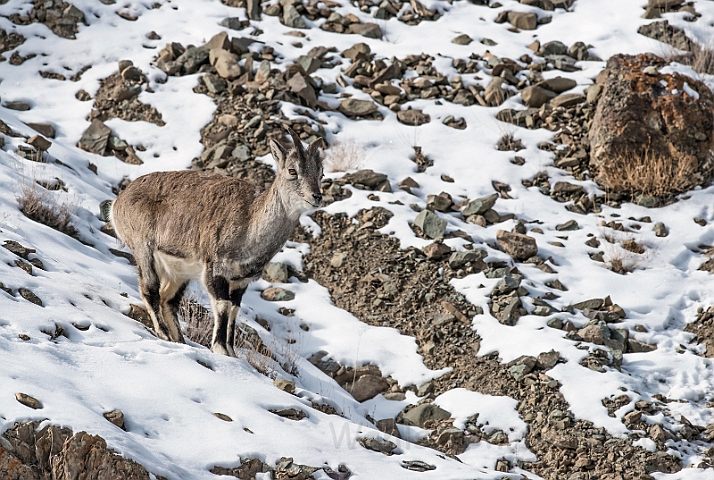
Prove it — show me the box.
[600,232,649,275]
[181,295,299,377]
[690,43,714,75]
[16,179,79,239]
[597,147,698,199]
[324,139,364,173]
[496,133,525,152]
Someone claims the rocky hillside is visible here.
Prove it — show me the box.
[2,0,714,479]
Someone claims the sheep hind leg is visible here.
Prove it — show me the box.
[160,279,188,343]
[136,260,172,341]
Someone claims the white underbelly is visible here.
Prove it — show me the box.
[155,251,204,281]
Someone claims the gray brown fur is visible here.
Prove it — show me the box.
[111,129,323,356]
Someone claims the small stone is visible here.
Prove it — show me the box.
[537,350,560,369]
[539,40,568,57]
[339,98,378,118]
[414,210,447,239]
[232,144,251,161]
[203,73,227,94]
[264,262,289,283]
[448,250,487,269]
[627,339,657,353]
[426,192,452,212]
[15,392,42,409]
[521,85,556,107]
[78,119,112,155]
[401,403,451,428]
[653,222,668,237]
[27,135,52,152]
[18,288,42,306]
[357,437,397,454]
[269,408,307,420]
[452,34,472,45]
[220,17,247,30]
[422,242,452,260]
[397,109,430,126]
[537,76,576,93]
[462,193,499,217]
[556,220,579,231]
[330,252,348,268]
[213,412,233,422]
[347,374,390,402]
[376,418,401,438]
[572,298,604,310]
[550,93,586,108]
[496,230,538,261]
[261,287,295,302]
[348,23,382,39]
[383,392,406,401]
[401,460,436,472]
[695,217,707,226]
[507,11,538,30]
[4,101,31,111]
[210,49,242,80]
[273,379,296,394]
[26,122,56,138]
[120,65,144,83]
[103,409,125,429]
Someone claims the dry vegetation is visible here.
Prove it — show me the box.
[598,147,698,198]
[600,231,649,275]
[181,295,299,377]
[324,139,364,173]
[496,133,525,152]
[15,177,79,239]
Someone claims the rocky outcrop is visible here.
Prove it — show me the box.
[589,53,714,195]
[0,421,150,479]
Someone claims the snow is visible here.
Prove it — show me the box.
[1,0,714,477]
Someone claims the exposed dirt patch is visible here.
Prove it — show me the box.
[90,72,165,126]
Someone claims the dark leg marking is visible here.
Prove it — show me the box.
[207,275,231,351]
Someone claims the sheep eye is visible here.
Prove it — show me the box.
[288,168,297,176]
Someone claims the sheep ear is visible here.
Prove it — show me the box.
[269,138,288,169]
[306,138,325,164]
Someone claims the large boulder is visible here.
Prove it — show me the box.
[589,54,714,197]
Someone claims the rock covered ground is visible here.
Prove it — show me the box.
[3,0,714,479]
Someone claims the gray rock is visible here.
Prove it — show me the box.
[461,193,499,217]
[264,262,289,283]
[547,317,564,329]
[348,23,382,39]
[452,34,472,45]
[627,339,657,353]
[496,230,538,261]
[569,41,589,60]
[287,72,318,108]
[556,219,579,231]
[232,144,251,161]
[539,40,568,57]
[572,298,604,310]
[401,460,436,472]
[414,210,447,239]
[499,295,523,326]
[339,98,378,117]
[578,322,608,345]
[521,85,556,108]
[426,192,452,212]
[261,287,295,302]
[176,46,210,74]
[492,273,522,296]
[507,11,538,30]
[269,408,307,420]
[331,252,348,267]
[508,355,537,381]
[15,392,42,409]
[376,418,401,438]
[77,118,112,155]
[401,403,451,427]
[342,42,371,61]
[220,17,247,30]
[397,109,430,126]
[653,222,668,237]
[637,20,692,52]
[282,3,307,28]
[448,249,487,269]
[347,374,390,402]
[537,76,576,93]
[4,100,31,111]
[297,55,321,75]
[203,73,227,94]
[26,122,56,138]
[358,437,397,454]
[213,412,233,422]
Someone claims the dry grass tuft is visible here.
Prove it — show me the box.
[600,231,650,275]
[324,139,364,173]
[496,133,525,152]
[16,178,79,239]
[181,295,299,378]
[597,147,698,199]
[690,43,714,75]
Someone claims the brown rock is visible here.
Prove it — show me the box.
[507,11,538,30]
[589,54,714,194]
[26,122,56,138]
[339,98,378,117]
[484,77,506,106]
[15,393,42,409]
[422,242,452,260]
[27,135,52,152]
[496,230,538,261]
[78,119,112,155]
[103,409,125,429]
[550,93,585,108]
[521,85,556,107]
[348,23,382,39]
